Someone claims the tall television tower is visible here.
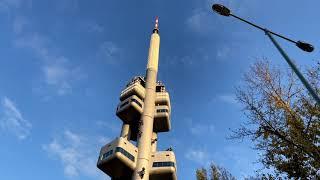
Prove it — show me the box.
[97,17,177,180]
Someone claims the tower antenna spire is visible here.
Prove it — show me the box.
[153,16,159,33]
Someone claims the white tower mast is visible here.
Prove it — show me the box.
[132,17,160,180]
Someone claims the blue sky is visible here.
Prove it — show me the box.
[0,0,319,179]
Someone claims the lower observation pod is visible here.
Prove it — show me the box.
[154,105,171,132]
[150,151,177,180]
[97,138,177,180]
[97,137,137,179]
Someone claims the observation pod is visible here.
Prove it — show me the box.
[120,76,145,101]
[116,77,172,133]
[116,94,144,123]
[97,137,137,179]
[150,151,177,180]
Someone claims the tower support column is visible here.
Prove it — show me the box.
[132,69,157,180]
[132,18,160,180]
[151,132,158,152]
[120,123,131,140]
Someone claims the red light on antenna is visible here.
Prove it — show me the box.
[155,16,159,29]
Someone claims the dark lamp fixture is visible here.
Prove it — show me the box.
[296,41,314,52]
[212,4,231,16]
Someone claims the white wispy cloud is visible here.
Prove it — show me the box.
[13,16,28,34]
[163,55,193,67]
[184,0,247,64]
[98,41,121,64]
[43,62,72,95]
[185,1,230,34]
[15,33,86,96]
[185,144,260,178]
[186,118,215,136]
[96,120,120,133]
[0,0,32,16]
[0,97,32,139]
[14,33,50,59]
[56,0,79,13]
[185,148,210,164]
[215,93,238,105]
[97,136,111,145]
[210,144,261,178]
[8,3,117,97]
[186,9,213,34]
[0,0,22,10]
[186,0,252,35]
[43,58,86,95]
[216,46,231,59]
[190,124,215,136]
[83,21,104,33]
[43,130,107,178]
[8,4,88,97]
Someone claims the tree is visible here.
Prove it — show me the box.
[196,163,236,180]
[196,168,208,180]
[231,60,320,179]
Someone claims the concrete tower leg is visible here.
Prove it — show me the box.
[151,132,158,152]
[120,123,131,140]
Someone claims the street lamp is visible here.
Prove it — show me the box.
[212,4,320,105]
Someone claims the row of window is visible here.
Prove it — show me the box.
[156,109,169,113]
[153,161,175,168]
[125,77,166,89]
[101,150,175,169]
[118,102,169,115]
[118,98,142,109]
[156,85,166,92]
[123,82,167,95]
[118,97,170,114]
[126,76,145,87]
[131,99,142,108]
[115,147,135,162]
[101,150,113,161]
[119,101,129,108]
[100,147,135,162]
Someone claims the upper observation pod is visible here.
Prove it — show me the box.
[153,16,159,34]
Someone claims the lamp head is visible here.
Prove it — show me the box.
[296,41,314,52]
[212,4,231,16]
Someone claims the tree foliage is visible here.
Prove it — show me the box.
[232,61,320,179]
[196,163,236,180]
[196,168,208,180]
